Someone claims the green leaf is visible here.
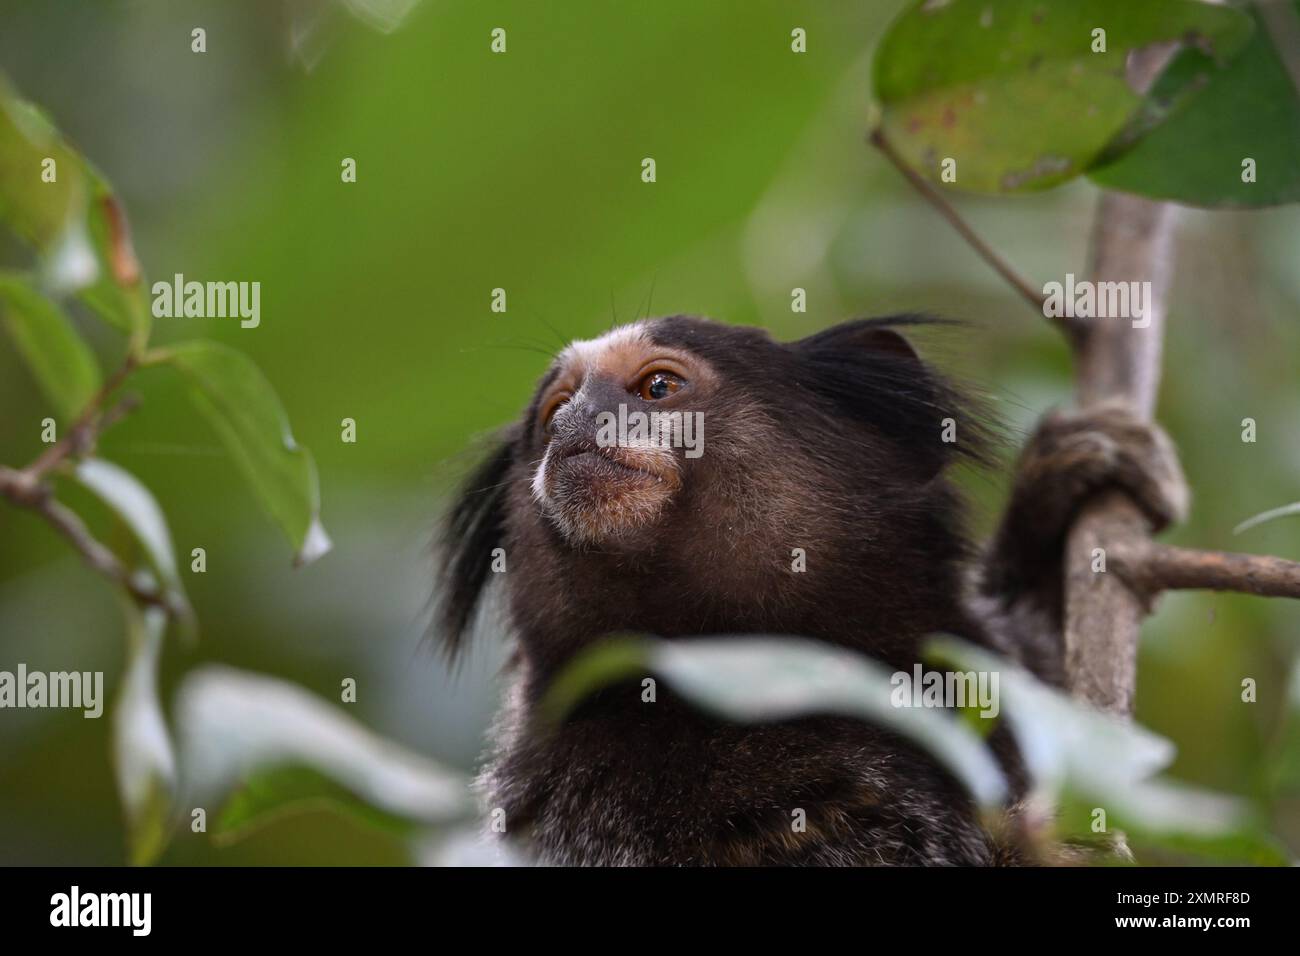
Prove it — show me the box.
[871,0,1253,193]
[72,457,192,625]
[0,86,83,250]
[0,272,100,420]
[539,636,657,724]
[157,341,331,566]
[0,74,148,339]
[174,667,474,842]
[216,766,427,843]
[929,637,1284,864]
[544,635,1009,810]
[111,601,176,866]
[1090,2,1300,207]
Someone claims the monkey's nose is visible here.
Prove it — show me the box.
[560,376,646,433]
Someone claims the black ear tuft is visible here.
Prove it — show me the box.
[791,315,994,476]
[438,430,517,658]
[794,317,930,363]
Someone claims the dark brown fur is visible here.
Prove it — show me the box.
[439,315,1185,866]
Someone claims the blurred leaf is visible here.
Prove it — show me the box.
[1270,656,1300,797]
[175,666,474,843]
[0,272,100,420]
[871,0,1253,193]
[111,601,176,866]
[339,0,422,33]
[930,637,1283,863]
[413,826,531,867]
[1090,2,1300,207]
[72,458,192,626]
[288,0,424,71]
[539,636,656,724]
[928,637,1171,791]
[156,341,331,566]
[544,635,1009,810]
[1061,782,1288,865]
[216,765,428,843]
[0,74,148,339]
[0,82,83,249]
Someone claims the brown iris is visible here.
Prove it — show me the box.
[637,370,685,401]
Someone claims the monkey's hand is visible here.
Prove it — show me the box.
[977,401,1189,661]
[1005,399,1187,538]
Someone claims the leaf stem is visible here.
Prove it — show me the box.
[26,351,139,480]
[867,127,1078,341]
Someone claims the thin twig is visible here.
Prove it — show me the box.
[867,127,1073,338]
[97,394,142,433]
[27,353,138,481]
[0,351,183,617]
[0,468,178,613]
[1112,540,1300,600]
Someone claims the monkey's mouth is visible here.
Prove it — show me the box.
[556,448,663,482]
[551,434,679,482]
[550,450,676,499]
[536,441,680,543]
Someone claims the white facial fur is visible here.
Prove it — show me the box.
[530,322,651,506]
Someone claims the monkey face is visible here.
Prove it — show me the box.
[441,314,991,659]
[525,324,713,545]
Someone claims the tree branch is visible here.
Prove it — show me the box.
[1061,193,1179,716]
[869,44,1295,717]
[1072,195,1177,414]
[0,467,179,613]
[1111,540,1300,600]
[1056,39,1188,717]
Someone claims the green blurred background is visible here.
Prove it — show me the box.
[0,0,1297,864]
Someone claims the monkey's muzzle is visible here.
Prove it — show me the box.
[534,435,681,543]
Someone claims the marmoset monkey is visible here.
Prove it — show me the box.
[440,315,1187,865]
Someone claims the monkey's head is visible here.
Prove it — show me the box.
[440,315,991,670]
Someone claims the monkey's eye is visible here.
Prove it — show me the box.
[637,370,685,401]
[540,392,571,435]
